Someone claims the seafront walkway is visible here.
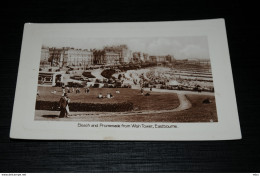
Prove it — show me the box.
[35,87,215,121]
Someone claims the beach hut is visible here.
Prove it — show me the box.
[167,80,180,90]
[168,80,180,86]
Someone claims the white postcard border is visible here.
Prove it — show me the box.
[10,19,241,140]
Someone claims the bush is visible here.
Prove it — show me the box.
[122,84,131,88]
[160,85,166,89]
[115,81,122,88]
[55,82,63,87]
[108,79,114,84]
[67,82,84,87]
[103,83,109,88]
[101,69,116,79]
[93,83,100,88]
[103,78,108,83]
[82,72,96,78]
[35,101,134,112]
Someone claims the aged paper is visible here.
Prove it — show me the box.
[10,19,241,140]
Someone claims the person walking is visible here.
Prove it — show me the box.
[141,87,144,95]
[65,94,70,117]
[62,87,66,96]
[59,93,68,118]
[85,87,90,94]
[76,87,80,94]
[66,86,70,93]
[98,93,103,99]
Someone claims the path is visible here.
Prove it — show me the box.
[35,67,215,120]
[35,91,192,121]
[91,69,105,80]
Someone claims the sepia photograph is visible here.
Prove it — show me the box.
[10,19,241,140]
[35,37,217,123]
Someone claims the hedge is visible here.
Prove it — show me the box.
[101,69,116,79]
[82,72,96,78]
[35,101,134,112]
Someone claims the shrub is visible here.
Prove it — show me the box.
[103,78,108,83]
[55,82,63,87]
[101,69,116,79]
[93,83,100,88]
[115,81,122,88]
[122,84,132,88]
[108,79,114,84]
[82,72,96,78]
[35,101,134,112]
[67,82,84,87]
[112,76,116,80]
[103,83,109,88]
[160,85,166,89]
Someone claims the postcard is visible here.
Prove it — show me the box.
[10,19,241,140]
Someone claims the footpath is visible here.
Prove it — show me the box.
[35,90,195,120]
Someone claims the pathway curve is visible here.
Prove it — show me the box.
[91,69,105,80]
[36,87,215,120]
[61,91,192,118]
[35,92,192,120]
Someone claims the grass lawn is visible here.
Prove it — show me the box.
[108,94,218,122]
[36,86,180,111]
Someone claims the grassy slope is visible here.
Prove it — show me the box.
[36,86,180,111]
[106,94,218,122]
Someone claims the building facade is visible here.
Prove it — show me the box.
[40,46,50,66]
[132,52,141,63]
[103,45,131,64]
[41,47,94,68]
[40,45,176,68]
[64,48,93,67]
[104,52,120,65]
[143,53,149,62]
[149,56,157,63]
[157,56,166,63]
[41,46,50,61]
[48,48,64,67]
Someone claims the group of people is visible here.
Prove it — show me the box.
[97,89,121,99]
[60,87,91,95]
[98,93,114,99]
[58,87,92,118]
[55,87,121,118]
[140,87,152,96]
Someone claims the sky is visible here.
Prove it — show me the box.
[43,36,210,60]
